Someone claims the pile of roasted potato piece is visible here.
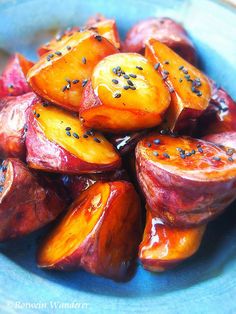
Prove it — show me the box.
[0,15,236,281]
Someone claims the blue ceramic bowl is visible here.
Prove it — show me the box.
[0,1,236,313]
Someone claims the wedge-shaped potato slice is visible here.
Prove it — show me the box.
[203,131,236,151]
[37,181,142,281]
[139,209,206,272]
[26,102,121,174]
[0,158,65,242]
[0,53,33,97]
[0,92,37,160]
[136,133,236,226]
[38,19,120,56]
[145,39,211,132]
[80,53,170,132]
[27,30,118,111]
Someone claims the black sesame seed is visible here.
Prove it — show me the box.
[191,149,196,154]
[2,165,7,172]
[123,74,130,79]
[82,57,87,64]
[94,137,101,143]
[163,152,170,158]
[136,66,143,70]
[87,129,94,136]
[65,127,71,131]
[164,60,169,64]
[73,133,79,139]
[66,79,71,84]
[8,84,14,89]
[47,56,51,61]
[153,151,159,156]
[66,45,71,50]
[33,110,36,115]
[197,91,202,97]
[129,74,137,78]
[154,63,160,70]
[191,86,197,93]
[153,139,160,144]
[112,79,119,84]
[163,70,169,75]
[198,147,203,153]
[83,134,88,138]
[182,69,188,74]
[228,157,234,162]
[213,156,221,161]
[177,147,183,152]
[186,152,192,157]
[168,86,174,93]
[55,51,62,56]
[66,131,71,136]
[147,142,152,147]
[36,113,40,118]
[179,78,183,83]
[226,148,235,156]
[113,92,121,98]
[123,85,130,90]
[179,65,184,70]
[42,102,48,107]
[62,85,68,92]
[127,80,134,86]
[180,153,186,159]
[162,74,168,80]
[112,67,118,74]
[185,74,190,80]
[72,79,80,84]
[116,66,121,71]
[94,35,102,41]
[160,129,168,135]
[48,53,54,58]
[82,79,88,87]
[129,86,136,90]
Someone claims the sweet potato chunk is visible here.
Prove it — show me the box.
[38,19,120,57]
[26,101,121,174]
[139,210,206,271]
[37,181,142,281]
[0,53,33,97]
[0,158,65,241]
[80,53,170,132]
[87,19,121,49]
[28,30,118,111]
[0,92,37,159]
[197,85,236,136]
[145,39,211,132]
[60,169,129,199]
[203,131,236,151]
[123,17,197,65]
[136,132,236,226]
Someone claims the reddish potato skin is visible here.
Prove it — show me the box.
[60,169,129,199]
[37,181,142,281]
[0,53,33,97]
[0,92,38,160]
[123,18,197,65]
[139,210,206,271]
[197,85,236,137]
[136,134,236,227]
[203,132,236,150]
[0,158,65,242]
[26,107,121,174]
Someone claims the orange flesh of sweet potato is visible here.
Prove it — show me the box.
[37,181,142,280]
[80,52,170,132]
[31,102,120,166]
[139,210,206,271]
[27,30,118,111]
[145,39,211,131]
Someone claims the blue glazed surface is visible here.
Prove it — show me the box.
[0,0,236,313]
